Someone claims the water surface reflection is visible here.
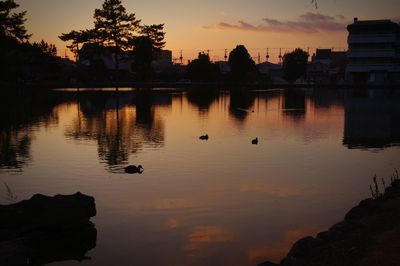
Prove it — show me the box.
[64,91,169,171]
[0,88,399,266]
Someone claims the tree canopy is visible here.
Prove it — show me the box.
[282,48,309,83]
[93,0,141,51]
[228,45,256,80]
[32,40,57,56]
[140,24,166,50]
[187,52,220,81]
[59,29,100,60]
[0,0,30,42]
[59,0,166,76]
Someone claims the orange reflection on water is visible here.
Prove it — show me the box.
[165,218,182,229]
[248,227,324,263]
[185,226,235,255]
[2,89,399,266]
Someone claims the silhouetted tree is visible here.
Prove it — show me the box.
[282,48,309,83]
[131,36,153,80]
[94,0,141,71]
[59,29,99,60]
[32,40,57,56]
[187,52,219,81]
[228,45,256,80]
[140,24,166,50]
[0,0,30,42]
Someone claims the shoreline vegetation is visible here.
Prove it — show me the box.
[260,173,400,266]
[2,81,400,92]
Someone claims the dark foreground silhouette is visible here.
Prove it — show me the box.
[0,192,97,265]
[260,180,400,266]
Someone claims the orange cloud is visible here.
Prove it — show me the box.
[205,12,348,34]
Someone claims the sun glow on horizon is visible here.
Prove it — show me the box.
[17,0,399,63]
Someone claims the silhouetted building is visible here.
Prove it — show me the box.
[307,49,347,85]
[152,50,173,73]
[346,18,400,85]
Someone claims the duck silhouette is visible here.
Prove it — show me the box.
[124,165,144,174]
[252,137,258,145]
[199,134,209,140]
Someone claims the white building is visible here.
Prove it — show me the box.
[346,18,400,85]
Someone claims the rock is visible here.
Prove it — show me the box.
[0,192,97,265]
[286,237,323,259]
[344,198,383,222]
[0,192,95,231]
[258,262,280,266]
[258,182,400,266]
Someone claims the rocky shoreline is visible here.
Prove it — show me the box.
[260,180,400,266]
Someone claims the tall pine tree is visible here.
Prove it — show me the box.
[94,0,141,70]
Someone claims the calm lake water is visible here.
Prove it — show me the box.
[1,87,399,265]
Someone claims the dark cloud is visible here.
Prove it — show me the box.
[204,12,348,33]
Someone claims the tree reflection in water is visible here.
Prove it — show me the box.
[0,91,64,172]
[229,89,256,123]
[64,91,170,172]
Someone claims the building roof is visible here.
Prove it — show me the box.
[347,18,400,33]
[315,49,332,60]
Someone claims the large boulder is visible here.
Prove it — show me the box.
[0,192,97,266]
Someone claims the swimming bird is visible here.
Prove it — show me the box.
[199,134,209,140]
[124,165,144,174]
[252,137,258,145]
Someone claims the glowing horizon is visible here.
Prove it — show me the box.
[18,0,399,63]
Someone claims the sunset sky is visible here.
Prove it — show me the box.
[19,0,400,63]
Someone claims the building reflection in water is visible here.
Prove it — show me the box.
[64,91,171,171]
[343,89,400,149]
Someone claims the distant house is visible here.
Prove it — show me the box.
[307,49,347,85]
[78,46,174,74]
[78,45,134,71]
[346,18,400,85]
[256,61,284,83]
[152,50,173,74]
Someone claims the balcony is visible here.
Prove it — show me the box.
[348,34,397,44]
[346,63,400,72]
[347,49,397,58]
